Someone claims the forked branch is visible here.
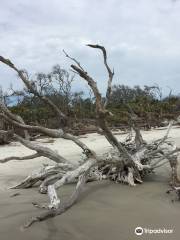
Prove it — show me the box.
[87,44,114,107]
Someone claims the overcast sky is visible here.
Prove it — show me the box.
[0,0,180,95]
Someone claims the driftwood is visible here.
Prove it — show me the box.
[0,45,180,229]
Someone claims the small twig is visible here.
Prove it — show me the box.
[63,49,84,71]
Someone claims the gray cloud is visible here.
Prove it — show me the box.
[0,0,180,95]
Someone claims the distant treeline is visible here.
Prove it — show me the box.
[1,64,180,131]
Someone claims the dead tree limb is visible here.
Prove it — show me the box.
[0,153,40,163]
[86,44,114,107]
[24,173,87,228]
[0,56,67,124]
[14,134,70,164]
[69,47,141,169]
[126,104,146,149]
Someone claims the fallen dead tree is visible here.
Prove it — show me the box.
[0,45,180,228]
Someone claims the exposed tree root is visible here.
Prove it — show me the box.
[23,173,87,228]
[15,130,179,228]
[10,163,74,189]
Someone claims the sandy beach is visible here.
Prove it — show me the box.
[0,127,180,240]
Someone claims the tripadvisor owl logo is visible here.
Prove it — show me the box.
[135,227,143,236]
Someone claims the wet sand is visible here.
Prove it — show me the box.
[0,128,180,240]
